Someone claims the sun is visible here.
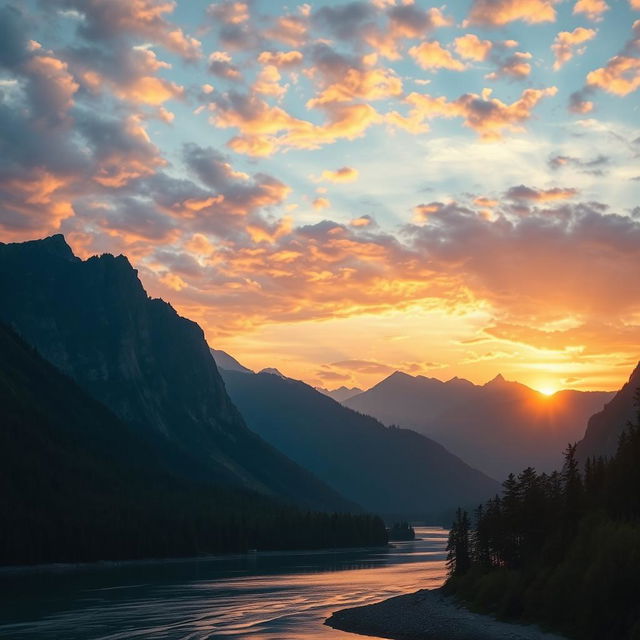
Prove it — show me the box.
[538,386,557,397]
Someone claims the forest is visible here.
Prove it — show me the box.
[445,393,640,639]
[0,322,388,565]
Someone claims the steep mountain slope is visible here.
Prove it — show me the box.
[0,323,385,565]
[577,362,640,461]
[218,368,500,518]
[0,235,353,513]
[346,372,612,479]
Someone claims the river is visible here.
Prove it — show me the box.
[0,526,448,639]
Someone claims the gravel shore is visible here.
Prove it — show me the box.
[325,588,568,640]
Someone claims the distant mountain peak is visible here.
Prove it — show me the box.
[316,385,364,403]
[486,373,507,386]
[260,367,287,378]
[210,348,253,374]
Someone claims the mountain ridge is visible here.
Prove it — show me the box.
[0,235,355,513]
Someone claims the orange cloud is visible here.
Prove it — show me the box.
[306,66,403,106]
[400,86,558,140]
[486,51,532,80]
[264,14,308,47]
[312,197,331,210]
[319,167,359,183]
[505,185,578,201]
[23,54,79,121]
[466,0,558,26]
[253,65,287,97]
[409,41,466,71]
[552,27,597,70]
[586,56,640,96]
[573,0,609,21]
[365,7,452,60]
[257,50,304,68]
[454,34,493,61]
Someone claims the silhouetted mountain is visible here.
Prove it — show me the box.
[219,367,500,518]
[346,371,612,479]
[260,367,287,378]
[0,323,386,565]
[577,361,640,461]
[0,235,354,513]
[210,348,253,374]
[316,385,364,402]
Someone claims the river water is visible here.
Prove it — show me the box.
[0,526,448,639]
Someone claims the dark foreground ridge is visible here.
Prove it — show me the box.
[325,589,567,640]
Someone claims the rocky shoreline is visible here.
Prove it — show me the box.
[325,588,568,640]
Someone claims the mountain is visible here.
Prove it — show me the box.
[218,367,500,518]
[260,367,287,378]
[0,322,386,565]
[0,235,354,513]
[316,385,364,402]
[345,371,612,479]
[577,362,640,461]
[210,348,253,374]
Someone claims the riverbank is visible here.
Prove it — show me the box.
[325,588,568,640]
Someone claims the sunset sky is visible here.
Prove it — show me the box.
[1,0,639,392]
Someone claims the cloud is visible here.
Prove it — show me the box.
[454,34,493,61]
[568,20,640,109]
[551,27,597,70]
[395,86,558,140]
[319,167,360,183]
[485,51,532,80]
[586,56,640,96]
[312,197,330,210]
[208,51,242,80]
[329,359,395,374]
[573,0,609,21]
[465,0,558,27]
[207,1,250,25]
[548,154,609,175]
[264,13,308,47]
[505,185,578,201]
[51,0,201,60]
[409,41,466,71]
[257,50,303,68]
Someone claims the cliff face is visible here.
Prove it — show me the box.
[578,362,640,461]
[0,235,354,512]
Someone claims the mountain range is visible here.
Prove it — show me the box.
[316,386,364,402]
[212,357,500,518]
[0,235,353,513]
[345,371,613,479]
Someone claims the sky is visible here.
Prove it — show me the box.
[0,0,639,393]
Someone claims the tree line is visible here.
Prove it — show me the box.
[446,394,640,639]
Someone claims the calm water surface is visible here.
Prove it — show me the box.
[0,526,448,639]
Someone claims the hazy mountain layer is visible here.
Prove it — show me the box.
[219,367,500,518]
[346,371,612,479]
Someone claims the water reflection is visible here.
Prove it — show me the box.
[0,527,448,639]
